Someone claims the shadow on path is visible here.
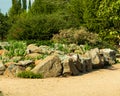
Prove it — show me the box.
[103,65,120,71]
[0,91,4,96]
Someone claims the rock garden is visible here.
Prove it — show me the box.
[0,41,119,78]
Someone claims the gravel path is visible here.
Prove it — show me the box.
[1,64,120,96]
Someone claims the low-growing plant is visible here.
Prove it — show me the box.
[0,55,10,64]
[4,41,27,57]
[84,43,92,51]
[24,54,48,61]
[53,43,70,53]
[17,71,43,79]
[79,43,92,54]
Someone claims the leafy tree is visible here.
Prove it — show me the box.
[0,12,9,40]
[66,0,101,29]
[28,0,32,10]
[9,0,22,16]
[96,0,120,44]
[30,0,67,15]
[22,0,27,11]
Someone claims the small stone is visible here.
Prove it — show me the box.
[25,53,42,59]
[27,44,41,53]
[17,60,33,66]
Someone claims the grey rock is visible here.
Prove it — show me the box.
[100,49,116,65]
[27,44,41,53]
[62,57,72,76]
[4,64,25,77]
[17,60,33,66]
[85,48,104,68]
[62,54,80,76]
[32,54,62,78]
[39,45,51,54]
[80,57,92,72]
[68,58,80,75]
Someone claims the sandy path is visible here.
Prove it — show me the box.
[1,64,120,96]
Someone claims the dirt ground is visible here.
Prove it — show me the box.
[1,64,120,96]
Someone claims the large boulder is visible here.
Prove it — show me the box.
[85,48,104,68]
[62,57,72,76]
[100,49,116,65]
[4,64,25,77]
[17,60,33,66]
[62,54,92,76]
[79,56,92,72]
[62,55,80,76]
[32,54,62,78]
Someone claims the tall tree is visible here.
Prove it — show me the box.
[22,0,27,11]
[12,0,15,5]
[97,0,120,44]
[28,0,31,10]
[9,0,22,16]
[17,0,22,13]
[30,0,61,15]
[0,12,9,40]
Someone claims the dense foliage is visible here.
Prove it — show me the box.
[0,0,120,46]
[0,12,9,40]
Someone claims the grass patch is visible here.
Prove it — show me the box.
[17,71,43,79]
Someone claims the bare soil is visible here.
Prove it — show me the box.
[1,64,120,96]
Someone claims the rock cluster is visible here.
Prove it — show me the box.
[0,43,117,78]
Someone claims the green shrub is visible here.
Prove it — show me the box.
[7,13,66,40]
[17,71,43,79]
[52,27,99,45]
